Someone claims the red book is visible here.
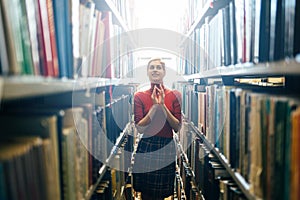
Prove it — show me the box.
[92,11,105,77]
[37,0,54,76]
[46,0,59,77]
[33,0,47,76]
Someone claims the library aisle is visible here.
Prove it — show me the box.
[1,0,300,200]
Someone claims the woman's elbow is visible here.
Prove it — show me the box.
[173,123,181,133]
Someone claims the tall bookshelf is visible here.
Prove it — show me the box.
[176,0,300,200]
[0,0,136,199]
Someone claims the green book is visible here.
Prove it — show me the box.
[61,127,76,200]
[19,0,34,74]
[274,99,288,200]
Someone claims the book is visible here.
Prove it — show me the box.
[0,114,61,200]
[24,0,41,75]
[284,0,296,58]
[229,89,237,169]
[71,0,81,76]
[61,127,76,200]
[222,5,231,66]
[13,105,92,199]
[249,94,263,198]
[37,0,54,76]
[88,9,98,77]
[63,107,89,199]
[0,4,9,75]
[293,0,300,56]
[234,0,245,63]
[0,162,7,200]
[273,99,288,200]
[0,105,94,199]
[46,0,59,77]
[239,90,251,181]
[0,139,39,199]
[52,0,69,78]
[102,11,114,78]
[245,0,255,63]
[1,0,25,75]
[18,0,35,75]
[215,85,225,150]
[229,1,238,65]
[197,91,206,135]
[291,106,300,200]
[81,103,94,187]
[79,1,95,77]
[32,0,47,76]
[92,10,105,77]
[258,0,271,62]
[64,0,74,78]
[283,100,297,200]
[9,137,48,199]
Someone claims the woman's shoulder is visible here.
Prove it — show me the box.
[165,88,181,96]
[134,90,150,98]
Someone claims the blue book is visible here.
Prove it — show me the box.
[52,0,73,78]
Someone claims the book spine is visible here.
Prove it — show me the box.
[46,0,59,77]
[38,0,54,76]
[52,0,68,78]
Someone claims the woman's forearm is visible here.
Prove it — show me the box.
[136,104,159,132]
[136,103,180,133]
[162,104,180,132]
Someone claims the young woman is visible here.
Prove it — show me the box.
[133,58,182,200]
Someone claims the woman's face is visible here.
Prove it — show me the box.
[147,60,165,83]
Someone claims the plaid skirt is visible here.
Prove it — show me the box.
[133,136,176,198]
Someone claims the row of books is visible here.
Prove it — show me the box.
[0,0,134,79]
[177,122,246,200]
[175,129,199,200]
[176,82,300,199]
[178,0,214,34]
[0,86,133,200]
[109,0,135,30]
[179,0,300,75]
[191,140,246,200]
[78,1,134,78]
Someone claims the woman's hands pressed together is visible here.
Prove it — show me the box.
[151,84,165,105]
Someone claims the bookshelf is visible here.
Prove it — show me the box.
[184,0,230,38]
[184,59,300,80]
[177,0,300,199]
[85,122,132,200]
[0,0,136,199]
[188,121,255,200]
[94,0,131,32]
[2,77,120,100]
[174,133,204,200]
